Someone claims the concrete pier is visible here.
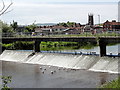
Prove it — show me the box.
[99,40,107,57]
[34,41,41,52]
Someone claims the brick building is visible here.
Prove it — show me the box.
[103,20,120,31]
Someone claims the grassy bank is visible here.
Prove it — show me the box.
[2,41,34,50]
[107,43,120,46]
[2,41,97,51]
[99,77,120,88]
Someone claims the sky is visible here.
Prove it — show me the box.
[0,0,120,25]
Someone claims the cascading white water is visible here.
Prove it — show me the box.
[0,50,32,62]
[0,50,119,74]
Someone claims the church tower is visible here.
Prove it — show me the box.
[88,13,94,26]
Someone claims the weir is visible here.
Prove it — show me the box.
[0,50,119,74]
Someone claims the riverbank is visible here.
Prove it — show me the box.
[99,77,120,88]
[1,41,97,51]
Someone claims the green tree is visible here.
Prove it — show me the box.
[67,21,75,27]
[25,23,36,33]
[58,21,76,27]
[10,20,18,32]
[58,22,68,27]
[0,20,14,37]
[1,21,13,33]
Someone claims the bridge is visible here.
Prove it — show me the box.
[1,37,120,57]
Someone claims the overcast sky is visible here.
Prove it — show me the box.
[0,0,120,25]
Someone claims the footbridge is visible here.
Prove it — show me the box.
[1,37,120,57]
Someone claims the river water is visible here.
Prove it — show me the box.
[61,44,120,55]
[1,61,118,88]
[0,44,119,88]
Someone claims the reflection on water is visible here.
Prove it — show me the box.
[63,44,120,55]
[16,44,120,56]
[1,61,118,88]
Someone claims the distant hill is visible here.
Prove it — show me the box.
[36,23,57,26]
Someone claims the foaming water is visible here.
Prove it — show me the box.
[0,50,119,74]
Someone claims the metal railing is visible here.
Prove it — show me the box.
[1,31,120,38]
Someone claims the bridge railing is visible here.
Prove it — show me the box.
[1,31,120,38]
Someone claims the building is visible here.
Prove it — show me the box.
[88,13,94,26]
[103,20,120,32]
[83,25,93,33]
[93,25,103,34]
[62,27,82,35]
[34,25,69,35]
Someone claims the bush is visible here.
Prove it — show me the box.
[1,76,12,90]
[2,41,34,50]
[100,77,120,88]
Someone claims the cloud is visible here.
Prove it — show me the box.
[1,0,118,25]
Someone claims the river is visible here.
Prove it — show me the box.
[42,44,120,56]
[1,61,118,88]
[0,44,119,88]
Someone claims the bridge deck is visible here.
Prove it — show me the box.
[1,37,120,43]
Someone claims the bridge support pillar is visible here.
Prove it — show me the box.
[34,41,41,52]
[99,40,106,57]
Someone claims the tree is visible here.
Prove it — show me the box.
[67,21,75,27]
[1,21,13,33]
[25,23,37,33]
[2,22,13,33]
[1,20,14,37]
[10,20,18,31]
[58,21,76,27]
[0,0,13,16]
[58,22,68,27]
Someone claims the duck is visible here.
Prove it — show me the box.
[51,71,54,74]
